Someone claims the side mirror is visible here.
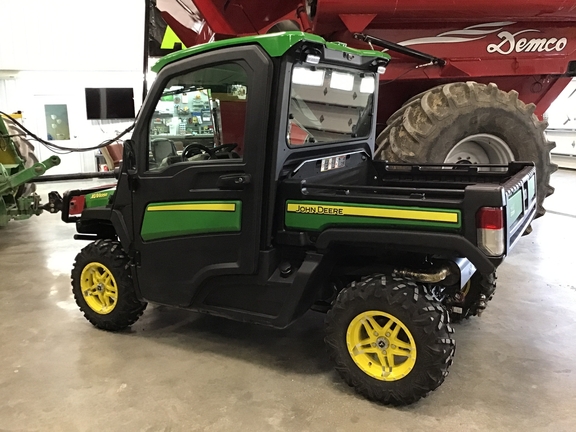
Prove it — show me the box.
[122,139,137,175]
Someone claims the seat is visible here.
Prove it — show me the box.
[101,143,123,170]
[151,138,177,164]
[173,141,184,152]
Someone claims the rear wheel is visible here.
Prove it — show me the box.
[71,239,146,331]
[325,275,455,405]
[376,81,557,218]
[444,133,514,165]
[450,272,497,323]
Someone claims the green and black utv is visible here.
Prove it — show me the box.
[54,32,536,405]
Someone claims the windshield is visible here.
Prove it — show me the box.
[287,65,376,146]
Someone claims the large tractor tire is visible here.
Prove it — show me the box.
[375,82,557,218]
[5,120,38,198]
[267,20,301,33]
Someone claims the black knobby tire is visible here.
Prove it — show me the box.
[71,239,147,331]
[450,272,497,323]
[5,121,38,198]
[376,81,557,218]
[325,275,455,405]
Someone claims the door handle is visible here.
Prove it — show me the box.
[217,173,251,190]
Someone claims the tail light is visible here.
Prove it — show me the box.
[476,207,504,257]
[69,195,86,216]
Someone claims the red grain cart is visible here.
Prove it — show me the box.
[156,0,576,217]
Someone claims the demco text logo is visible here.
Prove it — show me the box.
[487,30,567,55]
[397,23,568,56]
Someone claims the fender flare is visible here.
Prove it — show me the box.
[80,208,131,251]
[315,228,497,274]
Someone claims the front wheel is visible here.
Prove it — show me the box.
[325,275,455,405]
[71,239,147,331]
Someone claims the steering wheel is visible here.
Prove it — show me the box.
[212,143,239,159]
[213,143,238,153]
[182,143,215,160]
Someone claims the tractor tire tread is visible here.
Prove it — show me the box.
[375,81,556,218]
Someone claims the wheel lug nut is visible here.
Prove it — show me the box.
[392,345,396,349]
[386,332,391,337]
[373,332,379,336]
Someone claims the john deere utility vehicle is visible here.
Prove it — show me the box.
[59,32,537,405]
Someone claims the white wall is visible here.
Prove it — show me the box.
[545,130,576,158]
[544,79,576,167]
[5,70,142,174]
[545,79,576,131]
[0,0,145,174]
[0,0,145,72]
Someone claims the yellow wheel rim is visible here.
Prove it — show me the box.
[346,310,417,381]
[80,262,118,315]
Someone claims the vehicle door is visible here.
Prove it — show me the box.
[131,45,272,306]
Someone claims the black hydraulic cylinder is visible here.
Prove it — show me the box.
[354,33,446,66]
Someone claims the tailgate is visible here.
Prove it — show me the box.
[503,164,537,252]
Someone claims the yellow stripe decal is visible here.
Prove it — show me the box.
[147,203,236,212]
[286,203,458,223]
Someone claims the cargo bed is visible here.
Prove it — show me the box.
[280,155,536,267]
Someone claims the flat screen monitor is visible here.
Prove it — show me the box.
[85,88,135,120]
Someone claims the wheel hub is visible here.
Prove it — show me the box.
[346,311,417,381]
[80,262,118,315]
[444,133,515,166]
[376,337,389,350]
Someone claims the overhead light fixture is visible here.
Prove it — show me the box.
[330,71,354,91]
[305,54,320,64]
[360,76,375,94]
[292,67,325,86]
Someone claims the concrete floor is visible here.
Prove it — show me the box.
[1,173,576,432]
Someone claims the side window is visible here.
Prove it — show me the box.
[148,62,248,171]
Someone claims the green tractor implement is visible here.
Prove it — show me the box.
[0,112,120,228]
[0,114,61,227]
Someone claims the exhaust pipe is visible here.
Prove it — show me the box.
[394,266,452,284]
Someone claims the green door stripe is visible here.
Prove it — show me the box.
[285,200,461,231]
[141,200,242,241]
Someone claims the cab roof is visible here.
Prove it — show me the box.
[152,31,390,72]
